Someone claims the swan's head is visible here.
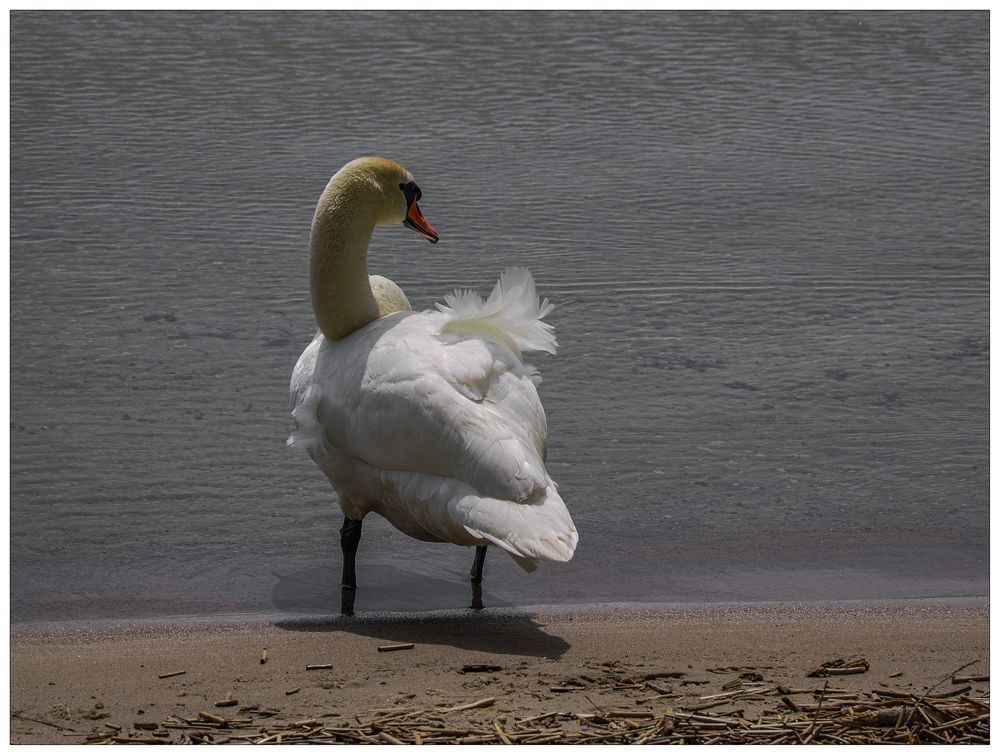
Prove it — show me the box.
[334,156,439,244]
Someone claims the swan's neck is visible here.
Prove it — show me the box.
[309,194,380,341]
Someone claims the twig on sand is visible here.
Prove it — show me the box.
[801,681,829,744]
[461,664,503,673]
[807,658,869,677]
[953,674,989,684]
[584,694,607,716]
[12,712,76,732]
[378,643,415,653]
[439,697,495,713]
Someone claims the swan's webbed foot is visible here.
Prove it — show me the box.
[469,545,487,610]
[340,516,363,616]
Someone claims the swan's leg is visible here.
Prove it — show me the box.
[340,516,363,616]
[469,545,488,610]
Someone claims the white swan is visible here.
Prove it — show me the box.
[288,157,578,614]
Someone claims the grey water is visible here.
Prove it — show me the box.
[10,11,988,623]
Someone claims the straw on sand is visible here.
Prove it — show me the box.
[80,677,989,744]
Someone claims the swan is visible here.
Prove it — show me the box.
[288,157,578,615]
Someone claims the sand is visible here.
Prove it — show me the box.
[9,598,989,744]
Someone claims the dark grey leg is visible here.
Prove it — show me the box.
[340,516,363,616]
[469,545,487,610]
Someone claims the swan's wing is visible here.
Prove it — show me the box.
[309,314,550,503]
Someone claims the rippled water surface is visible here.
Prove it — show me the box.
[10,11,988,622]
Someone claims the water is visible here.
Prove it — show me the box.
[10,11,988,623]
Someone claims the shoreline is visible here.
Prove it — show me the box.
[10,594,990,637]
[10,597,989,743]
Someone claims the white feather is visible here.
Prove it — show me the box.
[436,267,557,358]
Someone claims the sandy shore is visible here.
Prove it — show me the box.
[9,598,989,744]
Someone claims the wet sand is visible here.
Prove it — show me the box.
[9,598,989,744]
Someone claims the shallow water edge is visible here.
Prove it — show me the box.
[10,595,989,642]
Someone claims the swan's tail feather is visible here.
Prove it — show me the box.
[367,470,577,574]
[436,267,557,357]
[459,483,578,572]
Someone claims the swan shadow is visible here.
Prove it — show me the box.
[272,564,569,659]
[272,563,517,615]
[276,611,571,660]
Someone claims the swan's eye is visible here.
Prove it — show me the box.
[399,181,422,207]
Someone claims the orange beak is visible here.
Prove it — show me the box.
[404,200,439,244]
